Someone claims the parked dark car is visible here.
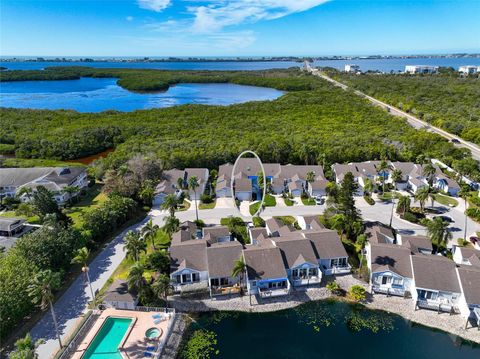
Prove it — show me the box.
[434,215,453,223]
[451,139,460,144]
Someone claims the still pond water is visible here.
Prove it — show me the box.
[189,301,479,359]
[0,77,284,112]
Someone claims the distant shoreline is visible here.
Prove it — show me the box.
[1,53,480,63]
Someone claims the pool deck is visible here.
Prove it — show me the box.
[71,308,171,359]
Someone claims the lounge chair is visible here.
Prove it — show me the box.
[146,346,156,351]
[152,313,162,319]
[143,352,153,357]
[154,317,166,324]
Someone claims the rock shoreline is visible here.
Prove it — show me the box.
[167,275,480,345]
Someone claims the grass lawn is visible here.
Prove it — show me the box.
[301,197,316,206]
[177,200,191,211]
[377,191,401,202]
[0,210,40,224]
[432,193,458,207]
[284,197,294,206]
[249,201,261,215]
[199,200,216,210]
[275,216,298,227]
[65,184,107,228]
[264,194,277,207]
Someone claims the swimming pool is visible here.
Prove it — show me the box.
[82,317,133,359]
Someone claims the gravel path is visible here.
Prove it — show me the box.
[168,275,480,344]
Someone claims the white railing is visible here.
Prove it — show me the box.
[258,287,290,298]
[372,285,405,297]
[416,299,457,313]
[153,311,177,358]
[292,276,321,286]
[57,310,100,359]
[325,265,351,275]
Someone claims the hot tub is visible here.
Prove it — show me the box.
[145,327,163,340]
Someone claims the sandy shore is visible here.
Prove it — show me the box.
[168,275,480,344]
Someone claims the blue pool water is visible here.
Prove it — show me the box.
[82,317,132,359]
[0,77,284,112]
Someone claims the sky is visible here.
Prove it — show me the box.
[1,0,479,57]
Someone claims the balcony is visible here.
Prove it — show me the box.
[258,286,290,298]
[291,275,321,287]
[416,298,458,313]
[210,285,242,296]
[324,265,351,276]
[372,285,406,297]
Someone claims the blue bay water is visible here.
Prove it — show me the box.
[1,57,479,72]
[0,77,284,112]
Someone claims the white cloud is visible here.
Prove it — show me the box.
[188,0,330,33]
[137,0,171,12]
[126,16,134,21]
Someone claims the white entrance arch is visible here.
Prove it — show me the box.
[231,150,267,217]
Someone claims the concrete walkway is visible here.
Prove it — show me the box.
[30,217,150,358]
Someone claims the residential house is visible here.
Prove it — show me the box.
[453,247,480,267]
[296,215,325,231]
[216,159,326,200]
[103,279,138,310]
[0,217,26,237]
[307,179,329,198]
[405,65,439,74]
[434,176,460,196]
[273,236,321,287]
[411,255,461,313]
[365,223,396,244]
[248,227,268,244]
[458,65,479,75]
[153,168,209,206]
[304,230,351,275]
[170,233,209,293]
[206,241,244,296]
[265,217,285,237]
[344,64,360,73]
[203,226,231,244]
[398,235,432,255]
[0,167,88,205]
[456,265,480,319]
[367,244,413,297]
[244,244,291,298]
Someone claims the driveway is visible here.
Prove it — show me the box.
[30,217,150,358]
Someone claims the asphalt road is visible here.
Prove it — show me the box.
[305,65,480,161]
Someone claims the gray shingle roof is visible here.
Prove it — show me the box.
[170,239,208,273]
[103,279,137,303]
[244,246,288,281]
[411,255,460,293]
[370,244,413,278]
[304,230,348,259]
[401,235,432,254]
[457,265,480,305]
[275,239,318,269]
[206,241,243,278]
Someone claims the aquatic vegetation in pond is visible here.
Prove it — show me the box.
[346,311,395,333]
[180,329,219,359]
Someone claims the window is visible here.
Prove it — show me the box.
[211,278,219,286]
[192,273,200,282]
[220,278,229,286]
[181,273,190,283]
[392,278,403,286]
[309,268,317,276]
[252,281,257,287]
[381,276,388,285]
[175,275,181,284]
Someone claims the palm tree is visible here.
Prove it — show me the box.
[152,273,172,307]
[127,262,146,293]
[459,185,470,241]
[142,219,159,251]
[415,187,430,212]
[188,176,200,222]
[123,230,146,262]
[10,333,44,359]
[429,190,436,209]
[176,177,184,190]
[28,270,63,348]
[71,247,95,302]
[306,171,315,195]
[231,256,246,295]
[161,194,178,218]
[427,217,452,250]
[163,215,180,237]
[396,195,411,215]
[62,185,79,205]
[378,160,390,193]
[391,169,402,188]
[17,186,33,202]
[363,178,374,196]
[422,163,436,186]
